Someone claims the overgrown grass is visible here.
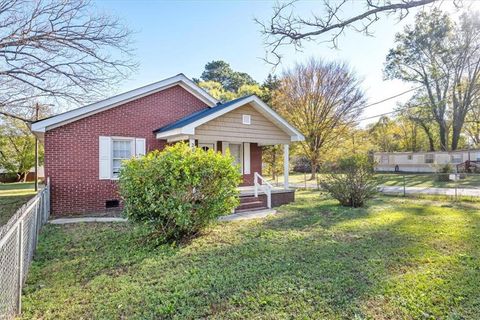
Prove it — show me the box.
[0,182,36,226]
[22,191,480,319]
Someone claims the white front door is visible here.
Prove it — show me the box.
[228,143,243,173]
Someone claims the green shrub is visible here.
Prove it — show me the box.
[320,154,377,207]
[119,142,241,243]
[435,163,453,182]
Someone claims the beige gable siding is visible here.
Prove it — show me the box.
[195,104,291,144]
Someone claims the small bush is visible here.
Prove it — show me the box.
[320,154,377,207]
[119,143,241,243]
[435,163,453,181]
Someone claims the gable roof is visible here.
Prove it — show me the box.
[154,95,252,133]
[154,95,304,142]
[31,74,218,134]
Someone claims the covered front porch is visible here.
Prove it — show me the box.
[153,95,304,210]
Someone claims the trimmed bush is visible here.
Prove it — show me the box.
[119,143,241,242]
[320,155,377,207]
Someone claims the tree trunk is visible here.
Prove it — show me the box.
[310,161,317,180]
[439,123,448,151]
[451,124,461,151]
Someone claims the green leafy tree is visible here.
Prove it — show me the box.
[200,60,257,92]
[0,117,41,182]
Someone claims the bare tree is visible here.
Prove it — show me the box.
[257,0,440,65]
[0,0,136,121]
[272,58,365,179]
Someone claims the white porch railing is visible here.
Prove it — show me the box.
[254,172,272,208]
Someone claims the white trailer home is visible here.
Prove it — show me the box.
[374,150,480,172]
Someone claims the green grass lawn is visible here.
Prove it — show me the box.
[22,191,480,319]
[0,182,36,226]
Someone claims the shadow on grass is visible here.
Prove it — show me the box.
[21,194,480,319]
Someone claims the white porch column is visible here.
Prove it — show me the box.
[284,144,289,190]
[189,138,195,148]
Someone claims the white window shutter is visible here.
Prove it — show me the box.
[135,138,146,157]
[99,136,112,180]
[222,142,229,155]
[243,143,251,174]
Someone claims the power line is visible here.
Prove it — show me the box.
[355,60,480,115]
[358,84,423,112]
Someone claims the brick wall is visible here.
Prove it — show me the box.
[45,86,209,216]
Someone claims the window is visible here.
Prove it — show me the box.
[476,153,480,161]
[451,154,463,164]
[407,154,413,160]
[380,155,388,164]
[99,136,145,180]
[198,143,215,152]
[242,114,251,125]
[425,154,434,164]
[112,139,133,178]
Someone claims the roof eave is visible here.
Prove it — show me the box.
[31,74,218,133]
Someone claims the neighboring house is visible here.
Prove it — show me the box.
[31,74,304,216]
[374,150,480,172]
[0,166,44,183]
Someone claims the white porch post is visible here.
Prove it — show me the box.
[188,138,195,149]
[284,144,289,190]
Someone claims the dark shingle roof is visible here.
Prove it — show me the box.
[153,95,254,133]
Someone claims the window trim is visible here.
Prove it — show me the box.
[425,153,434,164]
[111,137,135,180]
[451,154,463,164]
[242,114,251,125]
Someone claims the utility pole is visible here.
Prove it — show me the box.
[34,103,39,192]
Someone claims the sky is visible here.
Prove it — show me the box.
[93,0,476,126]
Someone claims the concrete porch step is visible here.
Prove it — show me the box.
[235,206,268,214]
[219,208,277,221]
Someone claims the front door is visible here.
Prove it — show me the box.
[228,143,243,173]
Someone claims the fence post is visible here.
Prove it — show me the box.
[403,174,406,197]
[304,171,307,189]
[455,178,458,202]
[16,220,23,313]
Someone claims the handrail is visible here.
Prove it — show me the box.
[254,172,272,208]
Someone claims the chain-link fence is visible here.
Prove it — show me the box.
[377,172,480,201]
[271,171,480,201]
[0,180,50,319]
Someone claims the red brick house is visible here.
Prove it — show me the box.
[31,74,304,216]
